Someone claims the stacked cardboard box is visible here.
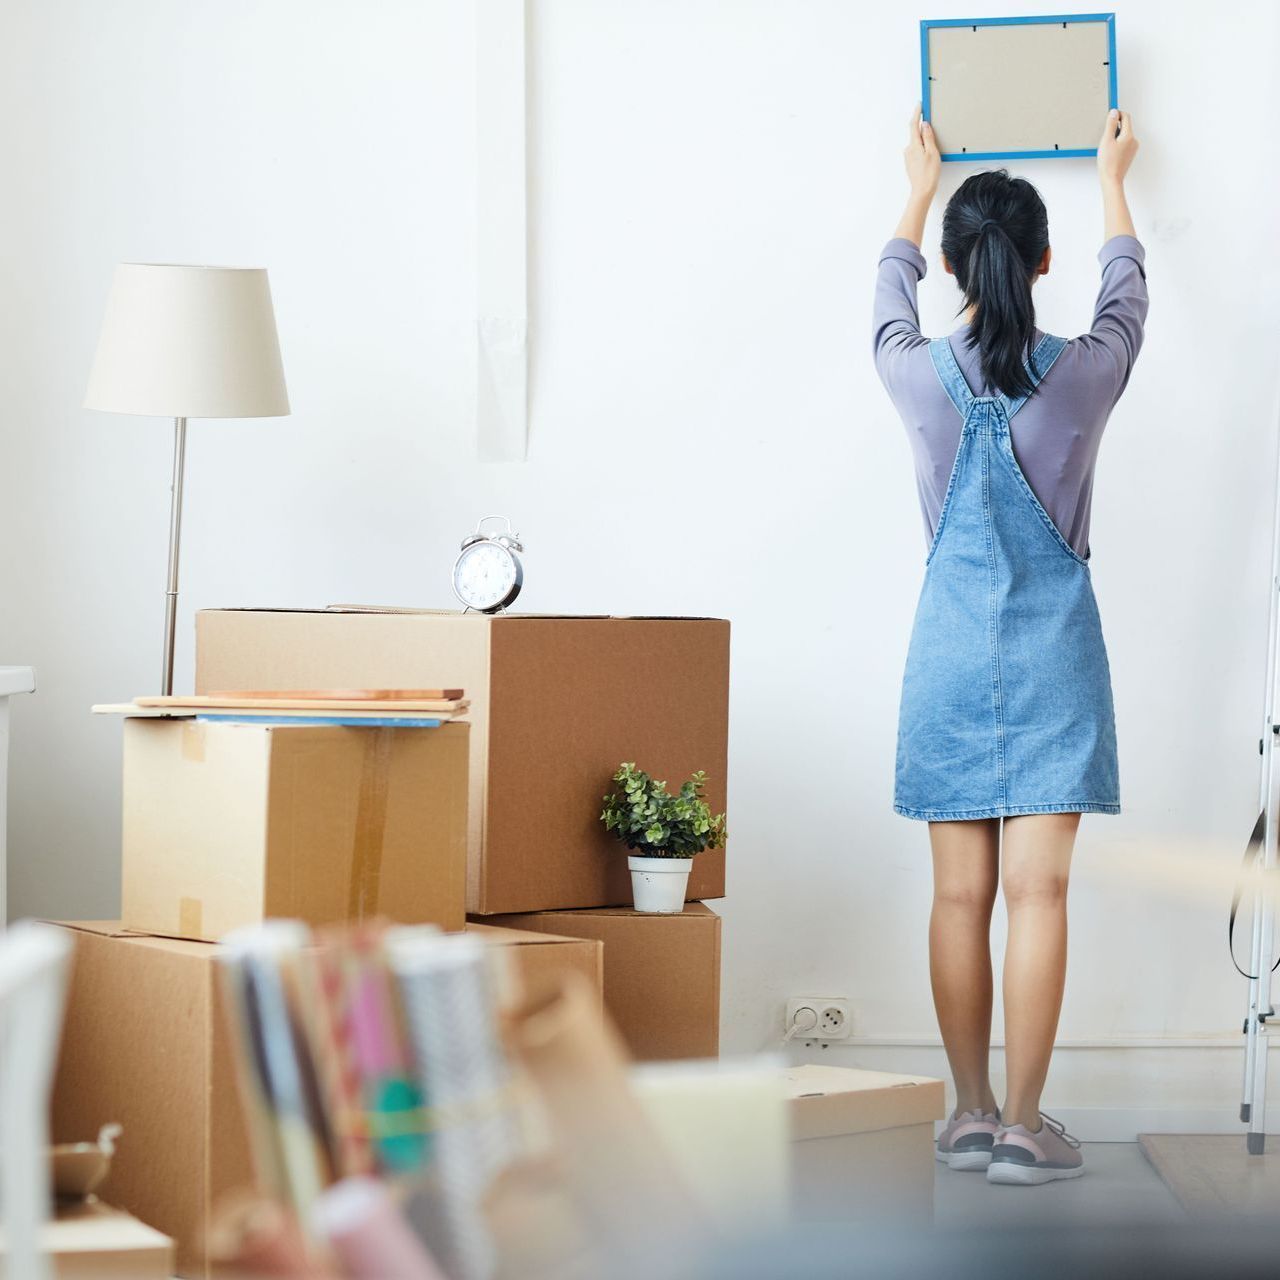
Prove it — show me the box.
[195,609,730,911]
[120,716,470,940]
[195,608,732,1059]
[483,904,722,1060]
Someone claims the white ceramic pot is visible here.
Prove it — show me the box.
[627,855,693,913]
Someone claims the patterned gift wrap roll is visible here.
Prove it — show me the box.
[300,936,376,1179]
[385,933,521,1280]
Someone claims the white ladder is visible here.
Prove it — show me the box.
[1243,458,1280,1153]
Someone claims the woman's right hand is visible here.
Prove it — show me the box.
[904,104,940,201]
[1097,109,1138,186]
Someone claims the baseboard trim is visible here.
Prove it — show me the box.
[839,1035,1247,1051]
[933,1108,1258,1143]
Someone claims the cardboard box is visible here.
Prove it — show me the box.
[34,1201,174,1278]
[782,1064,946,1222]
[479,903,722,1060]
[49,923,252,1279]
[195,609,730,914]
[122,717,469,941]
[48,920,602,1278]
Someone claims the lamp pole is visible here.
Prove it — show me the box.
[162,416,187,697]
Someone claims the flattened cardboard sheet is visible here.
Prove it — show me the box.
[922,14,1117,160]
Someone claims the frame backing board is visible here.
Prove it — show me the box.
[921,14,1117,161]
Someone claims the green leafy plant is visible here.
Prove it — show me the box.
[600,762,727,859]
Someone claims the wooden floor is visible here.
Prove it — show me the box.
[1137,1133,1280,1217]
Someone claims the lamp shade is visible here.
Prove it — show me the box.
[84,263,289,418]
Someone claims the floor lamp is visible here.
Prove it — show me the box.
[84,264,290,695]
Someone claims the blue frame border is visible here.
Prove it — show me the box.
[920,13,1117,161]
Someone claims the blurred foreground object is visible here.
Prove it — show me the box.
[0,665,35,925]
[502,970,709,1277]
[0,921,73,1280]
[50,1123,122,1201]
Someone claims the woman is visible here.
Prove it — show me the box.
[873,107,1145,1185]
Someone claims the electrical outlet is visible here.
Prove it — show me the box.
[785,997,852,1042]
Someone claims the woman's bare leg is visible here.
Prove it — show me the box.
[929,819,1000,1115]
[1000,812,1080,1129]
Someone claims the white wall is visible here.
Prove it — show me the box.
[3,0,1277,1133]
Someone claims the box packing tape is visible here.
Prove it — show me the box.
[349,727,394,919]
[178,897,203,939]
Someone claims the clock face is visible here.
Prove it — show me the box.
[453,540,518,611]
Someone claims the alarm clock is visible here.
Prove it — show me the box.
[452,515,524,613]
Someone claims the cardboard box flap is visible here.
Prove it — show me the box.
[783,1065,946,1140]
[209,606,726,622]
[47,920,138,939]
[465,921,591,949]
[48,920,222,960]
[535,903,719,922]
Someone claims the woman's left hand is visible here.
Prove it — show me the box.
[904,104,940,201]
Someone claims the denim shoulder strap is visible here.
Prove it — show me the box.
[1000,333,1068,420]
[928,337,974,418]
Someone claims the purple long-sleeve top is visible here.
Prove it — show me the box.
[873,235,1148,559]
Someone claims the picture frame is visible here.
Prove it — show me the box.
[920,13,1118,162]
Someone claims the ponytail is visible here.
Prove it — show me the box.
[940,171,1049,402]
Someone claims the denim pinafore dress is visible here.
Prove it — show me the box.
[894,333,1120,821]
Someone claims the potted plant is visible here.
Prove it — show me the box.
[600,762,727,913]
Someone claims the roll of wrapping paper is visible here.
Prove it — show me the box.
[298,924,442,1181]
[218,922,336,1235]
[386,932,521,1280]
[312,1177,447,1279]
[297,935,375,1180]
[343,928,429,1176]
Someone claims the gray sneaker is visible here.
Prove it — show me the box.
[935,1108,1000,1171]
[987,1113,1084,1185]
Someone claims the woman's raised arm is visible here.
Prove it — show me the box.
[1097,109,1139,240]
[894,104,941,247]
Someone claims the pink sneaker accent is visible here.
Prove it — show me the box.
[935,1108,999,1172]
[987,1113,1084,1185]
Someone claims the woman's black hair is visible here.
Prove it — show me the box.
[940,170,1049,401]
